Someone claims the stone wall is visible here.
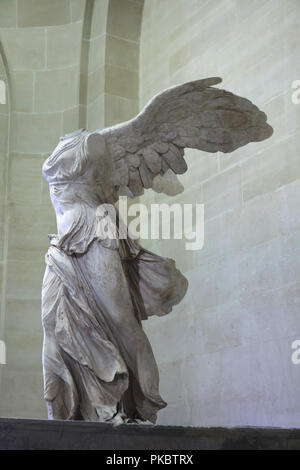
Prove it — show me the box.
[139,0,300,427]
[0,0,88,418]
[80,0,143,130]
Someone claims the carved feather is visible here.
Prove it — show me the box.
[99,77,273,197]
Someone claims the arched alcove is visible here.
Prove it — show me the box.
[104,0,144,126]
[79,0,144,130]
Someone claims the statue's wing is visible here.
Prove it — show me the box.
[100,77,273,197]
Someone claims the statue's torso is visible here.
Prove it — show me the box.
[43,129,117,254]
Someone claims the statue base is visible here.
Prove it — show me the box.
[0,417,299,450]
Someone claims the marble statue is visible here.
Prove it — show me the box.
[42,78,273,423]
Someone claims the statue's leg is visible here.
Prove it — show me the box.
[74,240,167,422]
[42,249,129,422]
[42,264,80,420]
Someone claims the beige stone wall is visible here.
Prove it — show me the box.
[79,0,108,129]
[140,0,300,427]
[0,0,87,418]
[104,0,143,126]
[80,0,143,129]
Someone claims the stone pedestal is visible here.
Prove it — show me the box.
[0,418,300,450]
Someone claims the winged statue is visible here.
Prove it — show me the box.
[42,78,273,424]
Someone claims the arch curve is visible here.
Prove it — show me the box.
[79,0,144,130]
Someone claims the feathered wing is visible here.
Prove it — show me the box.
[99,77,273,197]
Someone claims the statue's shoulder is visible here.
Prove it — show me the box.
[42,129,90,183]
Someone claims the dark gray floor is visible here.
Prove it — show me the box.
[0,417,300,450]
